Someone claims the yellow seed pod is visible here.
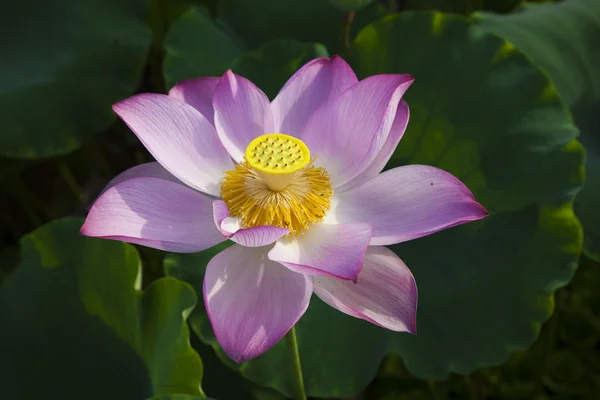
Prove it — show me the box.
[245,133,310,191]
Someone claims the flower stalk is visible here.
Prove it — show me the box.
[285,326,307,400]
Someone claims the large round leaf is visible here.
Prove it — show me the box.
[0,0,150,159]
[351,9,583,379]
[163,6,244,89]
[0,218,206,399]
[475,0,600,261]
[166,11,583,397]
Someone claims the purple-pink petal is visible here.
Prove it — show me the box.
[113,93,233,197]
[314,246,417,333]
[212,200,289,247]
[300,74,414,188]
[98,162,180,197]
[329,165,488,245]
[81,177,225,252]
[271,56,358,136]
[213,70,274,162]
[168,77,219,126]
[203,244,312,363]
[338,100,410,192]
[268,222,373,282]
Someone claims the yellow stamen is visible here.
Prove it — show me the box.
[245,133,310,191]
[221,134,332,235]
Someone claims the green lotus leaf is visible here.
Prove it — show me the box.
[0,218,206,399]
[0,0,150,158]
[476,0,600,261]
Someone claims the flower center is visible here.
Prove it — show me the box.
[220,133,333,234]
[245,133,311,191]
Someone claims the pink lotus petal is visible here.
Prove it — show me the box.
[271,56,357,136]
[113,93,233,197]
[213,71,274,162]
[328,165,488,245]
[203,244,312,363]
[314,246,417,333]
[268,222,372,282]
[81,177,225,252]
[212,200,289,247]
[338,100,410,192]
[99,162,180,197]
[168,77,219,126]
[301,74,414,188]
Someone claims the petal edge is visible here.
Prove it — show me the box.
[314,246,417,333]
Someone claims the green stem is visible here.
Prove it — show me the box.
[464,374,478,400]
[285,327,307,400]
[57,161,86,205]
[427,380,440,400]
[148,0,167,92]
[343,12,356,50]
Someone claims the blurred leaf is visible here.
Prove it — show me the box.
[164,0,385,83]
[232,39,329,99]
[217,0,344,52]
[0,158,30,185]
[405,0,521,14]
[0,245,20,282]
[0,0,150,159]
[0,218,205,399]
[329,0,374,12]
[147,0,191,46]
[148,397,215,400]
[163,6,243,88]
[166,11,584,397]
[475,0,600,261]
[351,1,387,38]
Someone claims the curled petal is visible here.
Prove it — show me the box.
[271,56,358,136]
[328,165,488,245]
[212,200,289,247]
[314,246,417,333]
[168,77,219,126]
[203,244,312,362]
[268,222,373,282]
[113,93,233,197]
[213,70,274,162]
[81,178,226,252]
[301,74,414,187]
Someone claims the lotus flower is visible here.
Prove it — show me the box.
[81,56,487,362]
